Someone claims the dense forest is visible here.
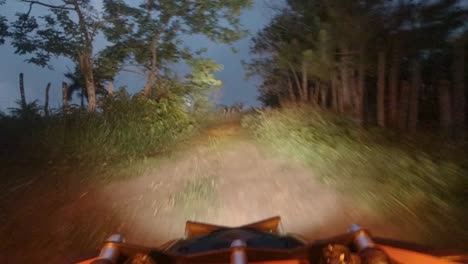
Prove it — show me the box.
[245,0,467,139]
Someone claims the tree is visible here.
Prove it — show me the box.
[102,0,251,98]
[64,62,115,107]
[246,8,318,106]
[439,80,452,137]
[452,38,466,140]
[249,0,467,138]
[0,0,7,45]
[376,50,386,127]
[182,58,223,112]
[11,0,101,111]
[8,100,41,120]
[395,0,467,131]
[408,59,421,133]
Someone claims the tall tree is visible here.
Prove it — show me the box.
[102,0,251,98]
[453,36,467,139]
[408,59,421,133]
[439,80,452,137]
[376,50,386,127]
[11,0,101,111]
[182,58,223,112]
[452,37,466,140]
[64,61,115,105]
[249,0,467,137]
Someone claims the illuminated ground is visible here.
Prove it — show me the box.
[0,122,422,263]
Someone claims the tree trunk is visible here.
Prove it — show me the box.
[356,48,366,125]
[80,86,85,108]
[143,73,155,97]
[320,85,327,108]
[44,82,50,117]
[439,80,452,137]
[312,82,320,106]
[389,40,401,128]
[78,52,96,112]
[301,60,308,102]
[289,64,303,102]
[340,47,352,112]
[19,73,26,108]
[74,2,96,112]
[377,51,386,127]
[144,33,159,98]
[331,76,339,112]
[287,76,296,103]
[452,40,465,140]
[108,82,114,95]
[408,59,421,133]
[84,61,96,112]
[398,80,410,131]
[62,81,69,113]
[278,92,286,107]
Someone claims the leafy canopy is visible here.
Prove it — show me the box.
[101,0,252,76]
[10,0,100,67]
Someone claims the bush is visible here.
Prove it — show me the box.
[244,106,468,245]
[41,90,195,163]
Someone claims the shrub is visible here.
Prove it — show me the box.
[39,90,196,164]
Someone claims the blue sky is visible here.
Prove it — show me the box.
[0,0,275,110]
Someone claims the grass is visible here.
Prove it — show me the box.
[242,106,468,249]
[174,177,218,218]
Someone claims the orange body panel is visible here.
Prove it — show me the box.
[379,245,458,264]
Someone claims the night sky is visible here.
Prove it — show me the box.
[0,0,274,111]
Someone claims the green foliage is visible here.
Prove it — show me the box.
[245,107,468,244]
[183,58,223,113]
[101,0,252,85]
[41,90,195,164]
[8,100,42,120]
[11,0,100,67]
[186,58,223,89]
[65,64,113,101]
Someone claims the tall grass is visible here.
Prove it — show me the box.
[0,90,197,180]
[46,91,195,162]
[242,107,468,247]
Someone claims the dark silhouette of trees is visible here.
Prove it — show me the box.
[246,0,468,138]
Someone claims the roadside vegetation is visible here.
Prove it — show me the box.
[0,98,194,195]
[0,0,253,185]
[243,107,468,248]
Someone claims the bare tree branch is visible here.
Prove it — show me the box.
[21,0,74,11]
[120,68,146,76]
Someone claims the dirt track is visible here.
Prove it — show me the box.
[0,123,421,263]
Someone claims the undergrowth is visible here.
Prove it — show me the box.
[242,106,468,248]
[0,90,198,182]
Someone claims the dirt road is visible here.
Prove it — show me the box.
[0,123,421,263]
